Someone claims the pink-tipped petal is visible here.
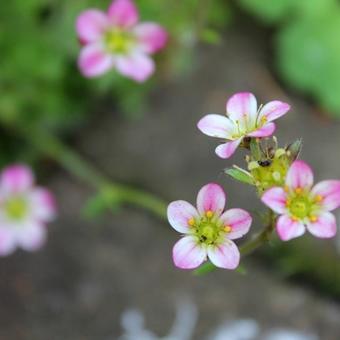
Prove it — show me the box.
[76,10,108,44]
[311,180,340,211]
[197,114,236,139]
[172,236,206,269]
[134,23,168,54]
[261,187,288,214]
[197,183,226,216]
[78,43,114,77]
[0,228,16,256]
[226,92,257,126]
[115,52,154,82]
[220,208,252,240]
[306,211,337,238]
[276,215,305,241]
[215,138,242,159]
[258,100,290,123]
[207,240,240,269]
[0,164,34,194]
[108,0,138,28]
[167,200,198,233]
[285,160,314,190]
[16,222,47,251]
[30,188,57,222]
[247,122,276,138]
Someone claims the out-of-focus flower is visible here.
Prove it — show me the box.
[0,165,56,256]
[167,183,252,269]
[76,0,168,81]
[197,92,290,159]
[262,160,340,241]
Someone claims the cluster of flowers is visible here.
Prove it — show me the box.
[168,92,340,270]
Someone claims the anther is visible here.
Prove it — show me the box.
[295,187,302,194]
[309,215,318,222]
[206,210,213,218]
[188,218,195,226]
[315,195,323,203]
[224,225,232,233]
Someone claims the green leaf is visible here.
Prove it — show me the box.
[225,167,254,185]
[200,28,221,45]
[193,262,216,275]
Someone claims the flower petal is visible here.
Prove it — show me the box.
[197,114,236,139]
[76,10,108,44]
[172,236,206,269]
[196,183,226,216]
[167,200,198,233]
[257,100,290,123]
[247,122,276,138]
[29,188,57,222]
[276,215,305,241]
[285,160,314,190]
[134,23,168,54]
[108,0,139,28]
[215,138,242,159]
[261,187,288,214]
[115,52,154,82]
[207,240,240,269]
[220,208,252,240]
[16,222,47,251]
[78,43,114,77]
[311,180,340,211]
[0,164,34,194]
[306,211,337,238]
[0,227,16,256]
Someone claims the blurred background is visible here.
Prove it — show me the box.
[1,0,340,339]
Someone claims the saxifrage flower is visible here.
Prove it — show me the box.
[197,92,290,159]
[76,0,168,81]
[167,183,252,269]
[262,160,340,241]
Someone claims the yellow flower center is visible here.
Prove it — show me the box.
[104,29,135,54]
[5,197,27,221]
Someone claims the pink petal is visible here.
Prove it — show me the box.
[134,23,168,54]
[196,183,226,216]
[0,164,34,194]
[226,92,258,126]
[261,187,288,214]
[197,114,236,139]
[285,160,314,190]
[215,138,242,159]
[16,222,47,251]
[172,236,206,269]
[0,227,16,256]
[167,200,198,233]
[108,0,139,28]
[115,52,154,82]
[78,43,114,77]
[29,188,57,222]
[207,240,240,269]
[306,211,337,238]
[257,100,290,123]
[276,215,305,241]
[311,180,340,211]
[247,122,276,138]
[219,208,252,240]
[76,10,108,44]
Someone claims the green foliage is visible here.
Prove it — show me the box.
[225,167,254,185]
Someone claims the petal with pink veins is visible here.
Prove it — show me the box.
[207,240,240,269]
[247,122,276,138]
[0,164,34,194]
[311,180,340,211]
[215,138,242,159]
[76,10,108,44]
[116,52,154,82]
[276,215,305,241]
[78,43,114,77]
[0,227,16,256]
[220,208,252,240]
[257,100,290,123]
[167,200,198,233]
[197,114,236,139]
[172,236,206,269]
[16,222,47,251]
[285,160,314,190]
[134,23,168,54]
[306,211,337,238]
[108,0,139,28]
[29,188,56,222]
[197,183,226,216]
[261,187,288,214]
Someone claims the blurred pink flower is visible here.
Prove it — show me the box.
[262,160,340,241]
[198,92,290,159]
[0,165,56,256]
[76,0,168,81]
[167,183,252,269]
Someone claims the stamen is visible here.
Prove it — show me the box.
[309,215,318,222]
[292,215,299,222]
[295,187,302,194]
[224,225,232,233]
[286,199,291,206]
[284,185,289,192]
[206,210,213,218]
[188,218,195,226]
[315,195,323,203]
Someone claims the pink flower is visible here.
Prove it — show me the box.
[197,92,290,159]
[167,183,252,269]
[76,0,168,81]
[262,160,340,241]
[0,165,56,256]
